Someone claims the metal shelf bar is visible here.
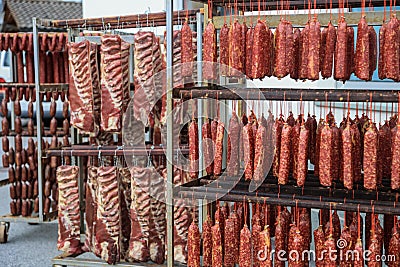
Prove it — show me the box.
[174,86,400,102]
[44,9,201,29]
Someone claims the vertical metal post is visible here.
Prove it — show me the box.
[166,1,174,266]
[32,17,43,222]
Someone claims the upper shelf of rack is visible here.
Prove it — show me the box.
[193,0,387,10]
[41,9,202,29]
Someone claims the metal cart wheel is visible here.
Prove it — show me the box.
[0,222,10,243]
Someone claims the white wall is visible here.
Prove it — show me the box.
[82,0,188,18]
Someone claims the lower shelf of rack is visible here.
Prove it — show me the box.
[0,210,57,223]
[176,174,400,215]
[52,252,186,267]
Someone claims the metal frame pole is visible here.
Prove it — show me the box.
[165,1,174,266]
[32,17,44,222]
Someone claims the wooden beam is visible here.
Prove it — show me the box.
[212,10,386,28]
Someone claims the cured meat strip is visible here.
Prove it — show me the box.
[118,168,131,260]
[254,123,268,184]
[346,27,355,80]
[245,26,254,78]
[391,124,400,190]
[306,114,317,164]
[319,123,333,186]
[227,111,240,176]
[188,120,199,180]
[278,123,292,185]
[239,225,251,267]
[342,122,354,190]
[187,222,200,267]
[369,26,377,79]
[290,28,301,80]
[296,124,309,186]
[83,167,98,253]
[68,40,97,133]
[95,167,120,264]
[308,19,321,80]
[100,35,125,132]
[212,222,223,267]
[214,121,225,176]
[203,21,217,80]
[202,215,213,267]
[274,20,288,78]
[331,124,341,182]
[384,17,400,81]
[299,23,310,79]
[322,22,336,78]
[251,20,267,79]
[181,20,194,77]
[285,22,294,77]
[378,23,387,79]
[364,124,378,190]
[243,123,254,181]
[229,20,243,76]
[219,23,229,76]
[355,16,371,81]
[224,218,235,267]
[265,26,274,77]
[202,120,214,176]
[56,166,82,255]
[334,19,348,81]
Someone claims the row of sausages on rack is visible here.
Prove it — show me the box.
[187,202,400,266]
[197,14,400,82]
[188,108,400,191]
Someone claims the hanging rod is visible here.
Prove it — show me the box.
[195,0,386,10]
[212,11,386,29]
[174,86,400,102]
[43,9,202,29]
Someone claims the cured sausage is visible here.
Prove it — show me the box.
[188,120,199,180]
[378,23,387,80]
[342,122,354,190]
[239,225,251,267]
[50,101,56,118]
[181,20,194,78]
[319,123,333,186]
[224,218,235,267]
[254,124,267,184]
[364,124,378,190]
[320,27,327,72]
[15,134,22,152]
[355,17,371,81]
[202,120,214,176]
[274,20,288,78]
[202,215,212,267]
[322,22,336,78]
[290,28,301,80]
[288,225,304,266]
[324,235,337,266]
[245,26,254,78]
[243,124,254,181]
[251,20,268,79]
[202,21,217,80]
[265,26,273,77]
[2,117,9,136]
[292,121,300,179]
[331,125,341,182]
[212,222,223,267]
[314,225,325,267]
[384,17,400,81]
[308,19,321,80]
[227,112,240,176]
[252,218,262,267]
[214,121,224,176]
[15,117,22,134]
[63,119,69,135]
[351,123,362,182]
[229,20,244,76]
[26,34,35,83]
[334,19,348,81]
[8,166,15,183]
[274,208,288,267]
[2,136,9,152]
[388,220,400,267]
[219,23,229,76]
[305,114,317,164]
[1,98,7,117]
[299,23,310,79]
[242,22,248,75]
[346,27,355,80]
[50,117,58,135]
[296,125,309,187]
[278,123,291,185]
[391,124,400,190]
[27,119,34,136]
[187,222,200,267]
[369,26,377,79]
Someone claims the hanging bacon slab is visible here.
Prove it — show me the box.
[203,21,217,80]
